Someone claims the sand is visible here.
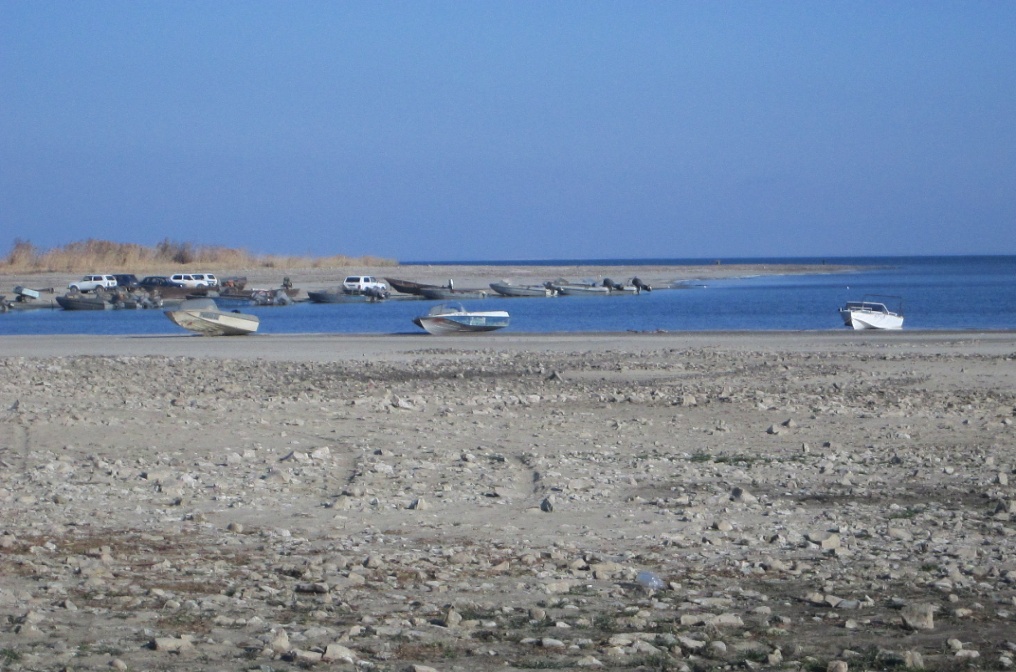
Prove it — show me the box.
[1,265,1016,671]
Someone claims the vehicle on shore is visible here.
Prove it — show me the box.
[170,273,217,289]
[839,296,904,330]
[342,276,388,295]
[68,274,118,293]
[138,276,192,299]
[112,274,140,290]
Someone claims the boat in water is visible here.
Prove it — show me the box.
[164,298,260,336]
[839,296,904,330]
[489,281,557,298]
[412,303,510,335]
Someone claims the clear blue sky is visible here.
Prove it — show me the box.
[2,2,1014,261]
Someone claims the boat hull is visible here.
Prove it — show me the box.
[489,282,555,297]
[840,309,904,330]
[56,296,113,310]
[165,307,260,336]
[413,310,510,335]
[420,288,489,300]
[555,285,611,296]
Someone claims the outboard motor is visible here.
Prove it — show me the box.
[632,277,652,293]
[602,278,624,291]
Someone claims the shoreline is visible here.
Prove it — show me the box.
[2,329,1014,360]
[1,330,1014,669]
[1,262,859,300]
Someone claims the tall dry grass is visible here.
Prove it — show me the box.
[0,238,396,274]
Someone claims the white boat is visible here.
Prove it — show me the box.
[839,296,904,330]
[413,303,510,335]
[489,281,556,297]
[165,299,260,336]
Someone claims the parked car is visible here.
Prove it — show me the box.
[139,276,185,290]
[112,274,140,290]
[191,273,219,288]
[68,274,118,293]
[342,276,388,295]
[170,273,215,288]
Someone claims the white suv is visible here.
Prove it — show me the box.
[170,273,217,288]
[343,275,388,294]
[191,273,218,287]
[68,274,118,292]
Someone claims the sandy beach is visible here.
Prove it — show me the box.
[1,324,1015,671]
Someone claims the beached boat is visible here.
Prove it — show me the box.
[165,298,260,336]
[549,280,611,296]
[386,278,439,296]
[412,303,510,335]
[489,281,557,298]
[839,296,904,330]
[307,288,388,303]
[56,294,113,310]
[420,287,489,300]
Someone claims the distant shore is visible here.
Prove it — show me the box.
[0,262,859,299]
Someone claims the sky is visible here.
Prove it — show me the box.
[2,2,1015,262]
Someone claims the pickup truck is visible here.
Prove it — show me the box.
[68,274,118,292]
[342,276,389,295]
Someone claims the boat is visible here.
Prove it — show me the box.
[489,281,557,298]
[548,279,611,296]
[386,278,440,296]
[307,289,387,303]
[164,298,260,336]
[412,303,510,335]
[839,296,904,330]
[420,287,489,300]
[56,294,114,310]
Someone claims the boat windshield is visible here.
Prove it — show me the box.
[427,302,466,316]
[178,298,218,311]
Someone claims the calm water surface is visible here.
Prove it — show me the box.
[2,256,1014,336]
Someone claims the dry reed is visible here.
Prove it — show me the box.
[0,239,396,274]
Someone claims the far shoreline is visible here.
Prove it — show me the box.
[0,261,862,298]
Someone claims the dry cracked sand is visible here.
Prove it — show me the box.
[1,328,1015,672]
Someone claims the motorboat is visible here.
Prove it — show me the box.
[489,281,556,298]
[386,278,440,296]
[420,287,489,300]
[839,296,904,330]
[165,298,260,336]
[412,303,510,335]
[549,280,611,296]
[56,294,113,310]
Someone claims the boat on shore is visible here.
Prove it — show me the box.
[413,303,510,335]
[386,278,439,296]
[549,280,611,296]
[56,294,114,310]
[307,288,388,303]
[420,287,489,300]
[164,298,260,336]
[839,296,904,330]
[489,281,557,298]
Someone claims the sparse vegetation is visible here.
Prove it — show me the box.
[0,238,396,274]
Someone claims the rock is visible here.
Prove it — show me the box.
[900,603,936,630]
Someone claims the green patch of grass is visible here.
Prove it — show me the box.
[0,648,21,663]
[689,452,712,463]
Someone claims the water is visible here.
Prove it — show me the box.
[2,256,1014,335]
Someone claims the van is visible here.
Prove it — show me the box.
[170,273,214,288]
